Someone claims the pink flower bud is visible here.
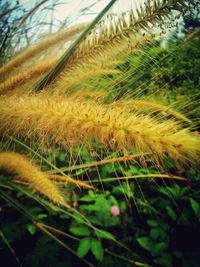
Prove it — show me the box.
[111,205,120,216]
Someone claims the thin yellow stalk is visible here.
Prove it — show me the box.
[91,174,187,183]
[0,23,87,80]
[0,152,68,206]
[48,152,150,174]
[48,174,94,189]
[0,96,199,165]
[36,222,79,241]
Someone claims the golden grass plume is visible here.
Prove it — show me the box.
[54,67,121,95]
[116,99,193,124]
[0,95,199,166]
[0,57,58,95]
[0,151,67,206]
[35,0,195,91]
[0,23,87,81]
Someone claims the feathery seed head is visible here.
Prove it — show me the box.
[0,96,199,166]
[0,151,67,206]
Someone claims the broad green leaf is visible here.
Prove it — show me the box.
[27,224,36,235]
[69,225,90,236]
[108,195,118,205]
[87,216,102,226]
[79,195,94,202]
[150,228,159,239]
[147,219,158,227]
[119,200,127,213]
[190,198,200,219]
[137,236,153,251]
[91,238,104,261]
[96,229,115,240]
[153,253,172,267]
[59,153,66,162]
[88,190,95,198]
[77,237,91,257]
[37,214,48,219]
[151,242,168,256]
[166,206,177,221]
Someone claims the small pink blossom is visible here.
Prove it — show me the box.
[111,205,120,216]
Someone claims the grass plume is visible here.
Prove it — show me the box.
[0,58,58,95]
[116,99,193,124]
[0,95,199,166]
[0,23,87,81]
[35,0,196,91]
[0,151,67,206]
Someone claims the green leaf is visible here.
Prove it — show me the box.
[108,195,118,206]
[153,253,172,267]
[147,219,158,227]
[190,198,200,219]
[166,206,177,221]
[79,195,94,202]
[69,225,90,236]
[137,236,153,251]
[37,214,48,219]
[59,153,66,162]
[91,238,104,261]
[88,190,95,198]
[151,242,168,256]
[27,224,36,235]
[119,200,127,213]
[96,229,115,240]
[150,228,159,239]
[77,237,91,257]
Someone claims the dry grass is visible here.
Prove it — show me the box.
[48,174,93,189]
[0,151,67,206]
[114,99,193,124]
[0,57,58,95]
[0,23,87,81]
[0,95,199,166]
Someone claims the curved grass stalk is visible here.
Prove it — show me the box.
[48,152,151,174]
[91,173,186,183]
[0,151,67,206]
[48,174,94,189]
[1,96,199,165]
[0,23,87,80]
